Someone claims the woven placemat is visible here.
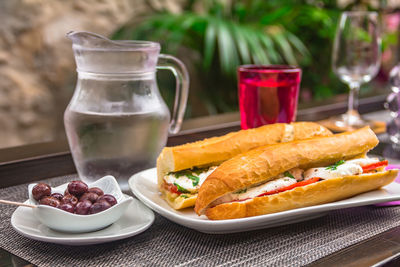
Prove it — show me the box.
[2,175,400,267]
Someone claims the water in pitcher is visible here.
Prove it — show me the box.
[64,109,169,191]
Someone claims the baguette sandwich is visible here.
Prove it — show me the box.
[194,127,398,220]
[157,122,332,210]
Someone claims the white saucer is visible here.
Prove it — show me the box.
[11,198,154,245]
[130,168,400,234]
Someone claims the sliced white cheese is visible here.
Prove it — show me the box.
[304,163,362,180]
[238,177,297,199]
[214,177,297,205]
[303,157,380,181]
[346,157,380,166]
[164,166,217,193]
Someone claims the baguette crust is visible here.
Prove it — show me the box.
[205,170,398,220]
[162,191,197,210]
[195,127,378,215]
[157,122,331,190]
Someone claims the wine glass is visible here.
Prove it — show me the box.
[331,11,381,129]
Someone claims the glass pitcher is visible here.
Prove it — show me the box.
[64,31,189,191]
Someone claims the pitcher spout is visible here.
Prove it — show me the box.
[67,31,107,46]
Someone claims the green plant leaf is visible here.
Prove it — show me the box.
[242,27,270,64]
[258,33,281,63]
[120,18,161,40]
[217,20,239,75]
[204,19,217,69]
[260,6,292,25]
[148,15,182,40]
[231,24,251,63]
[272,32,297,65]
[165,15,198,52]
[286,31,309,57]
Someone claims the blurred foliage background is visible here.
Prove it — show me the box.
[1,0,400,148]
[113,0,399,118]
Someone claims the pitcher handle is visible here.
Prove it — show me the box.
[157,54,189,134]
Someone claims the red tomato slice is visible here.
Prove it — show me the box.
[164,183,181,195]
[362,160,388,172]
[257,177,321,198]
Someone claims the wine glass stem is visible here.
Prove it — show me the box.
[348,82,360,115]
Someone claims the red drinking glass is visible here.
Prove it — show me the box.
[238,65,302,129]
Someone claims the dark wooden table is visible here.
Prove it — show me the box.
[2,95,400,267]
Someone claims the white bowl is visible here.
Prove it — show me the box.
[28,176,133,233]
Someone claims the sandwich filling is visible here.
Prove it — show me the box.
[163,166,218,198]
[211,157,388,206]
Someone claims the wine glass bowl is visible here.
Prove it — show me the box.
[331,11,381,128]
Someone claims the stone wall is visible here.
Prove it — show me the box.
[0,0,153,148]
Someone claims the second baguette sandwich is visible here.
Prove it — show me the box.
[194,127,397,219]
[157,122,332,210]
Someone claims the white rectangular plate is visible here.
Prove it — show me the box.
[129,168,400,234]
